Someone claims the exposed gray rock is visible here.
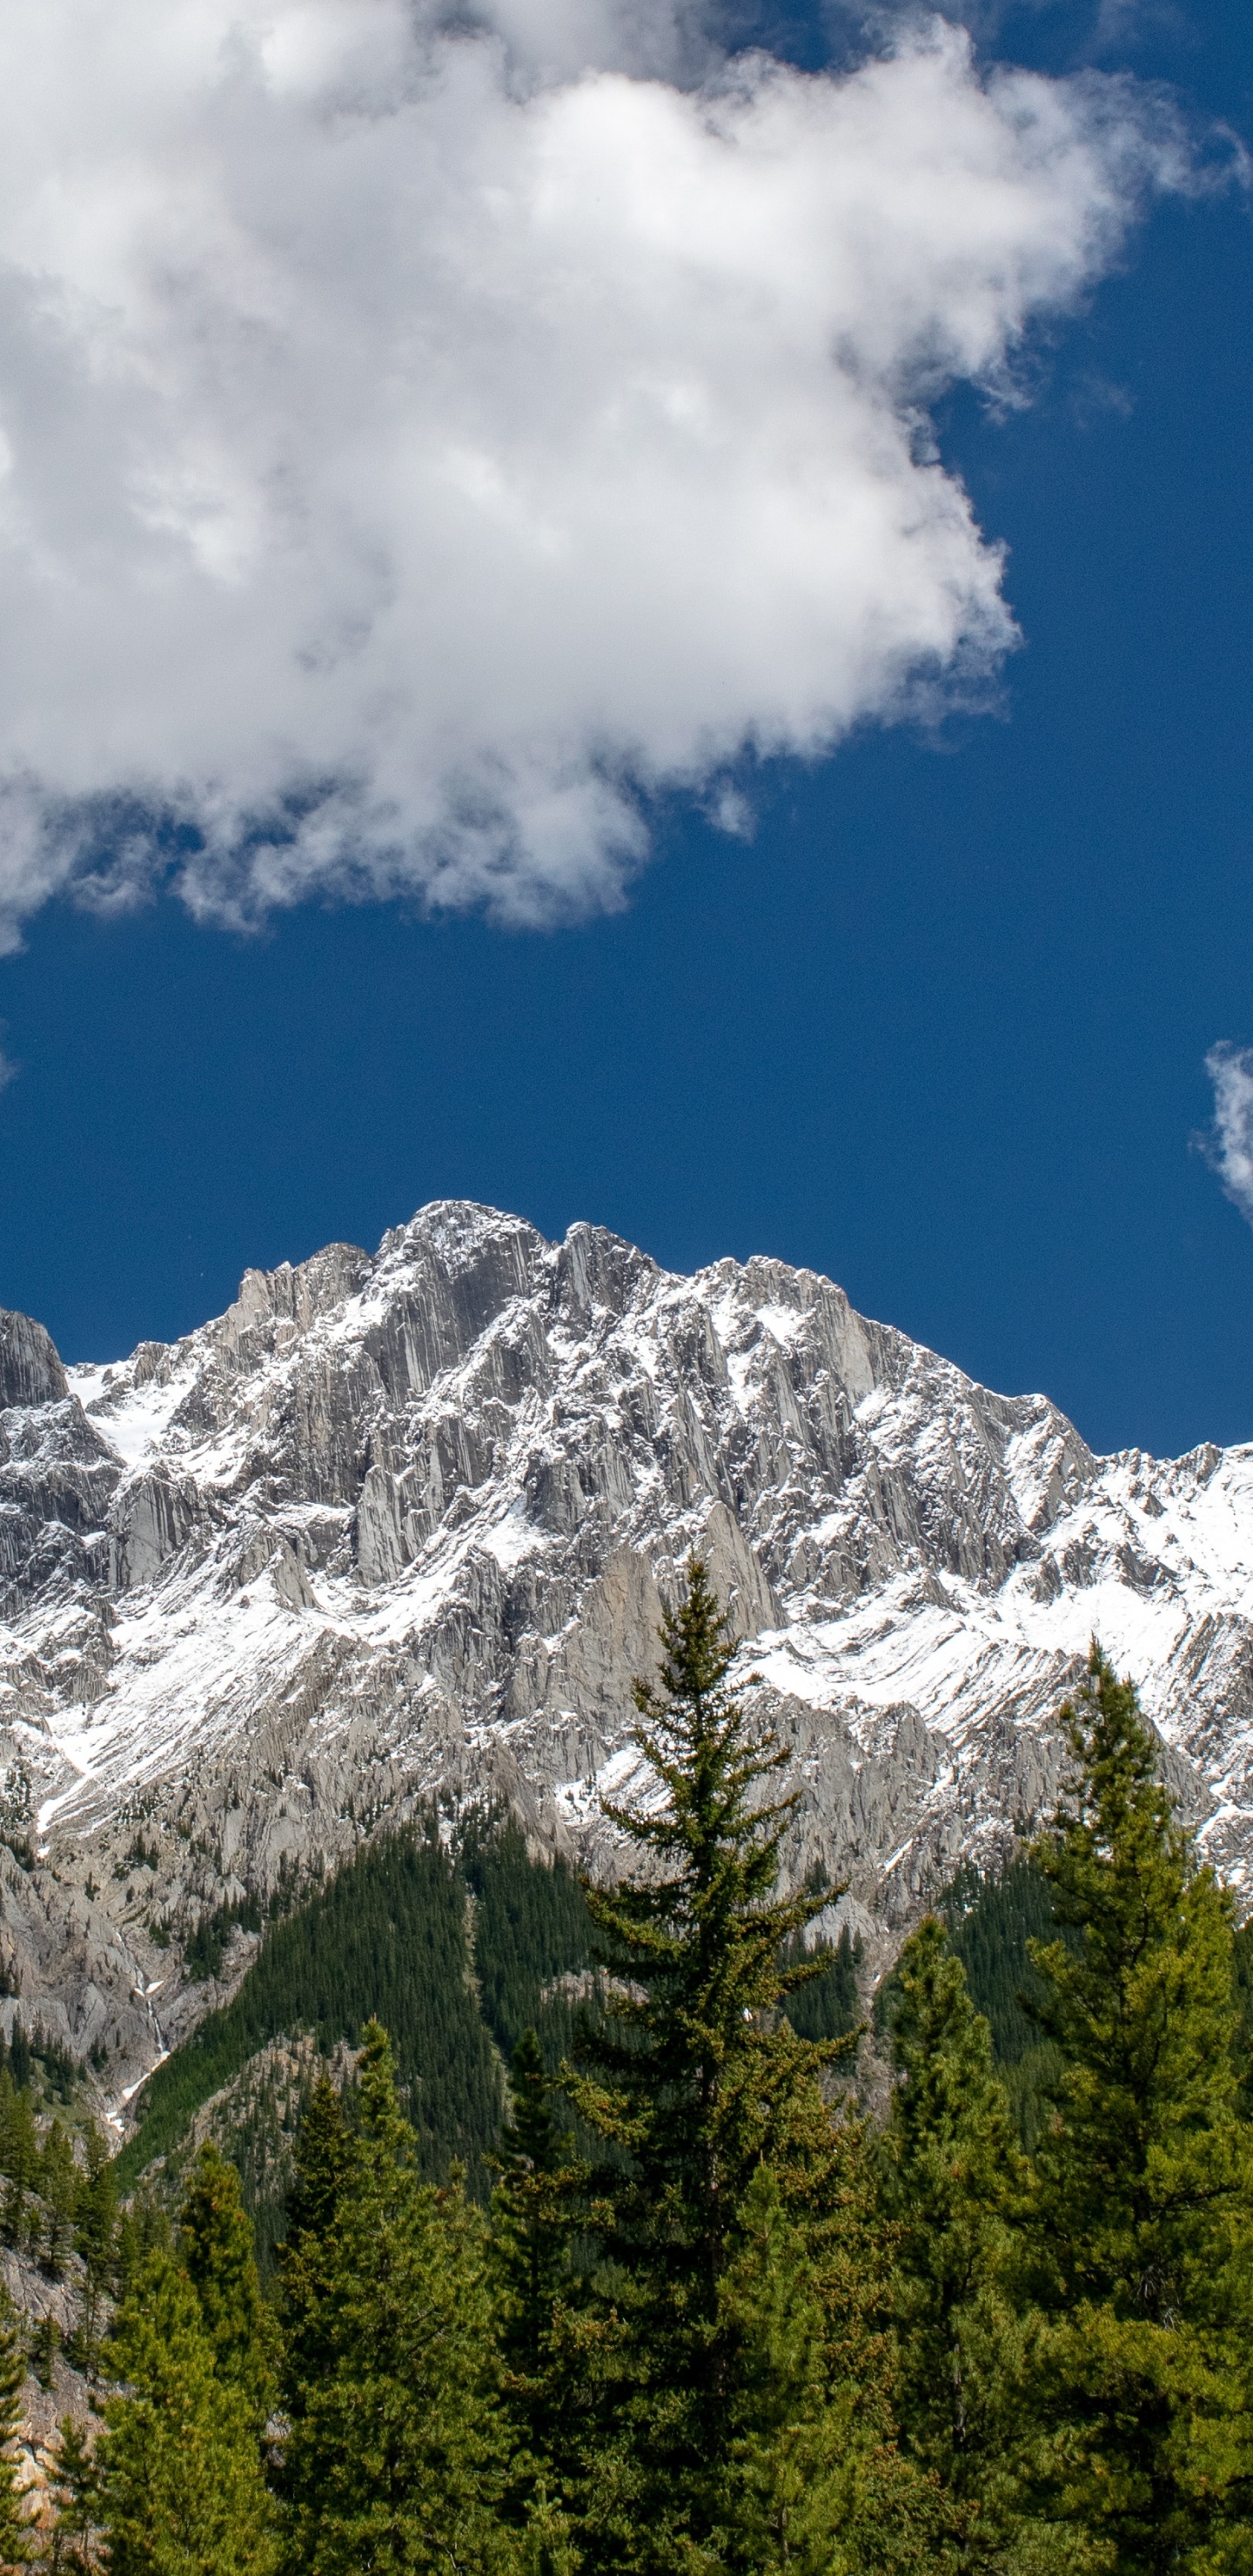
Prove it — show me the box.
[0,1199,1250,2112]
[0,1313,67,1413]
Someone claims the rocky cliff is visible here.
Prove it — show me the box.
[1,1200,1251,2108]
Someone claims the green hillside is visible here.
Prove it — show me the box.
[115,1814,593,2202]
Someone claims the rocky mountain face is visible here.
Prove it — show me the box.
[1,1199,1252,2109]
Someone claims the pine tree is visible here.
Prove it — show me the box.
[559,1559,926,2573]
[494,2029,574,2385]
[1023,1643,1253,2572]
[38,2125,77,2281]
[112,2188,170,2298]
[284,2072,351,2248]
[0,2290,33,2570]
[30,2316,58,2392]
[275,2070,353,2432]
[881,1915,1041,2569]
[71,2129,116,2379]
[44,2417,100,2573]
[2,2096,37,2252]
[178,2141,274,2428]
[278,2023,516,2574]
[95,2251,276,2576]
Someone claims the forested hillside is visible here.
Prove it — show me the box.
[114,1816,593,2205]
[116,1806,868,2241]
[9,1566,1253,2572]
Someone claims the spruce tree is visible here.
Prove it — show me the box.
[881,1915,1035,2569]
[71,2129,116,2379]
[1023,1643,1253,2571]
[492,2029,581,2559]
[38,2124,77,2281]
[278,2023,515,2574]
[560,1559,928,2573]
[494,2029,573,2385]
[2,2096,37,2252]
[276,2070,352,2416]
[112,2188,169,2298]
[0,2290,32,2570]
[95,2251,276,2576]
[178,2141,274,2427]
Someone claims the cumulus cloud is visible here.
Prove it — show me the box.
[1201,1045,1253,1230]
[0,0,1209,943]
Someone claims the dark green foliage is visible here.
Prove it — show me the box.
[0,2288,34,2566]
[461,1815,593,2070]
[117,1822,505,2190]
[276,2075,354,2458]
[908,1855,1080,2142]
[113,2188,171,2296]
[38,2121,77,2277]
[559,1558,911,2573]
[1,2087,37,2250]
[278,2020,515,2575]
[72,2125,117,2375]
[178,2143,275,2428]
[30,2313,57,2392]
[118,1815,597,2209]
[96,2252,277,2574]
[492,2027,581,2525]
[494,2029,573,2382]
[941,1860,1056,2063]
[2,2016,76,2103]
[781,1926,863,2045]
[1232,1917,1253,2114]
[45,2415,102,2573]
[183,1895,263,1985]
[1023,1644,1253,2573]
[881,1918,1029,2568]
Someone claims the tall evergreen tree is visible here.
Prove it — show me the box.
[178,2141,274,2428]
[279,2023,516,2574]
[95,2251,276,2576]
[71,2128,117,2379]
[1023,1643,1253,2572]
[560,1559,927,2573]
[494,2029,573,2385]
[492,2029,581,2561]
[2,2096,37,2252]
[38,2124,77,2281]
[882,1916,1045,2570]
[276,2070,352,2422]
[0,2290,32,2570]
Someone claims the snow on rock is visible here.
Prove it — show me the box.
[1,1204,1252,2097]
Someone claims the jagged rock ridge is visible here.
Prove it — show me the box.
[1,1199,1252,2103]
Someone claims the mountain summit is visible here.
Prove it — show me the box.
[2,1201,1251,2093]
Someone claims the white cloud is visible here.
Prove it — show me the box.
[0,0,1209,944]
[1202,1045,1253,1231]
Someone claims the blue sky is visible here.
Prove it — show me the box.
[0,0,1249,1463]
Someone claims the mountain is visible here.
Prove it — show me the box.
[1,1199,1252,2111]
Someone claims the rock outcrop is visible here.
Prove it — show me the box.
[0,1199,1250,2109]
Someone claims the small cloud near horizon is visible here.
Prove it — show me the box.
[1199,1043,1253,1229]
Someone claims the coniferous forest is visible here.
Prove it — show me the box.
[3,1560,1253,2569]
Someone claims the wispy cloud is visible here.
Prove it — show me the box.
[1200,1044,1253,1228]
[0,1,1225,947]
